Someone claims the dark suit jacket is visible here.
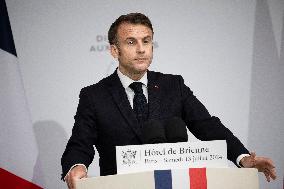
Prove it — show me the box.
[61,70,249,179]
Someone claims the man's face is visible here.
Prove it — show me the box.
[111,23,153,79]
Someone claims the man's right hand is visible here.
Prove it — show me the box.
[65,165,87,189]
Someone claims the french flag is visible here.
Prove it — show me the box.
[154,168,207,189]
[0,0,42,188]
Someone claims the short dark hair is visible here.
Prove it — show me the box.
[108,13,153,45]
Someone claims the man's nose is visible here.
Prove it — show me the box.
[136,41,145,54]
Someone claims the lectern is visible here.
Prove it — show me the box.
[76,168,259,189]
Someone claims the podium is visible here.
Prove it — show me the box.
[76,168,259,189]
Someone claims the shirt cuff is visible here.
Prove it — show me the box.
[64,164,88,181]
[236,154,251,167]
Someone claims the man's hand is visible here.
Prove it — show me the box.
[240,152,276,182]
[65,165,87,189]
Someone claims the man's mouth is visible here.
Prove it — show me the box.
[135,57,147,61]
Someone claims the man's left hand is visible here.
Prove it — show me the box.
[240,152,277,182]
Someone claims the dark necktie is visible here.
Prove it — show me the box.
[129,82,148,123]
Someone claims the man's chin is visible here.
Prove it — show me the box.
[133,66,150,74]
[137,62,151,69]
[132,69,147,75]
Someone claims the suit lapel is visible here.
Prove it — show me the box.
[106,71,142,141]
[147,71,161,120]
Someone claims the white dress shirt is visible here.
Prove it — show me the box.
[117,68,148,108]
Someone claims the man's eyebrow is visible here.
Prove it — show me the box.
[124,36,152,41]
[125,37,136,41]
[143,36,152,39]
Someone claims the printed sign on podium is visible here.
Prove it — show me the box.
[116,140,228,174]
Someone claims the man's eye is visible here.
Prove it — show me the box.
[127,41,134,45]
[143,39,152,44]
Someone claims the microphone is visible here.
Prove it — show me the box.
[164,117,188,143]
[141,119,167,144]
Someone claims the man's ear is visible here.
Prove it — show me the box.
[110,44,119,59]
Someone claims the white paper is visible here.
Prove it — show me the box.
[116,140,228,174]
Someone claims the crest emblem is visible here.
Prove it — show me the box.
[121,149,138,166]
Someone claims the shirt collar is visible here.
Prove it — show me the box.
[117,68,148,89]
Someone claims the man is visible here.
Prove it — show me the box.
[61,13,276,189]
